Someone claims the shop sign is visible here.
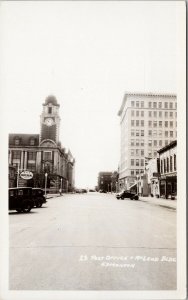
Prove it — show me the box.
[20,171,33,180]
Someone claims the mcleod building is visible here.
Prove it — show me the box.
[118,92,177,190]
[9,95,75,192]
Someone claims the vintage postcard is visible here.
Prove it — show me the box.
[0,1,186,299]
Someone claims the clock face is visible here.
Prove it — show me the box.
[45,118,53,126]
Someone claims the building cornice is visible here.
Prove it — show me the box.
[118,92,177,116]
[157,140,177,154]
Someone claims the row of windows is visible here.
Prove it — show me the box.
[14,138,36,146]
[131,110,145,117]
[131,120,176,128]
[11,151,53,160]
[131,170,144,176]
[131,130,145,137]
[131,100,176,109]
[148,130,176,138]
[131,149,145,156]
[130,139,173,147]
[130,139,145,146]
[12,162,36,172]
[131,110,177,118]
[131,120,145,127]
[131,129,176,138]
[12,151,37,160]
[131,159,145,167]
[160,155,176,174]
[148,111,177,118]
[148,138,173,147]
[148,121,175,128]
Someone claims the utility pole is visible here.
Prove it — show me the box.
[17,163,20,187]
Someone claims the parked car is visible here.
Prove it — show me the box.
[116,190,139,200]
[32,188,47,208]
[9,187,34,213]
[75,188,87,193]
[99,189,107,193]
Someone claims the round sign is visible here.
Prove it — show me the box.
[20,170,33,180]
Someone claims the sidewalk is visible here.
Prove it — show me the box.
[139,196,177,210]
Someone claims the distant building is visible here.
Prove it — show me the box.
[111,171,119,192]
[98,172,113,192]
[135,173,149,196]
[9,95,75,193]
[158,140,177,199]
[145,158,160,197]
[118,92,177,190]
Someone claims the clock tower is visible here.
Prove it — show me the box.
[40,95,61,144]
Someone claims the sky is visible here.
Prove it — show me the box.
[1,1,181,188]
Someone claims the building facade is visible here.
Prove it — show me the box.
[98,172,113,192]
[145,158,160,197]
[9,165,17,188]
[118,92,177,190]
[9,95,75,193]
[158,140,177,199]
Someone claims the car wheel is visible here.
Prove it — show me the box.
[36,201,42,208]
[22,203,32,213]
[121,197,124,200]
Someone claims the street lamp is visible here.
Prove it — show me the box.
[137,175,139,195]
[45,173,48,198]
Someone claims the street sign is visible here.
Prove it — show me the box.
[20,170,33,180]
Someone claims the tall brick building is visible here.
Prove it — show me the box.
[8,95,75,193]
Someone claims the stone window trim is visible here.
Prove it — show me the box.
[12,150,21,159]
[14,137,21,146]
[28,151,37,160]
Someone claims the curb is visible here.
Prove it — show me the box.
[139,197,177,210]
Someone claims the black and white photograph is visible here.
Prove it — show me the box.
[0,1,186,299]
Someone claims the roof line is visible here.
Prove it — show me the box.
[118,92,177,116]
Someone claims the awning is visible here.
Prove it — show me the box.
[129,182,137,189]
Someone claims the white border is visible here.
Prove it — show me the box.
[0,1,186,299]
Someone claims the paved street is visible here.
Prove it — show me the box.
[9,192,176,290]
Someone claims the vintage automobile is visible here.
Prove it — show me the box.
[116,190,139,200]
[9,187,34,213]
[32,188,47,208]
[99,189,107,193]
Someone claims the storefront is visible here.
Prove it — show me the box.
[158,140,177,200]
[159,174,177,199]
